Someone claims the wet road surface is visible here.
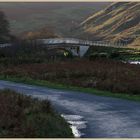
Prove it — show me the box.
[0,80,140,138]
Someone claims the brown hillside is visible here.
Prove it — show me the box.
[21,27,58,40]
[81,2,140,47]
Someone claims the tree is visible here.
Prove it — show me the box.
[0,10,10,43]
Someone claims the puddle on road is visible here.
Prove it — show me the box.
[22,94,88,137]
[129,61,140,65]
[123,61,140,65]
[61,114,87,138]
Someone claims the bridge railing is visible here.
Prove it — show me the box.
[36,38,125,47]
[0,43,12,48]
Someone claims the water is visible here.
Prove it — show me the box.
[129,61,140,65]
[122,60,140,65]
[61,114,87,138]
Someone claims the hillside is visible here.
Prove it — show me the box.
[130,37,140,48]
[0,2,110,37]
[21,27,59,40]
[80,2,140,48]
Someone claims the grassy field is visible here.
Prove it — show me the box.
[0,89,73,138]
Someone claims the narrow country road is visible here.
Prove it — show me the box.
[0,80,140,138]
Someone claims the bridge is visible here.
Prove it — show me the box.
[36,38,124,57]
[0,38,124,57]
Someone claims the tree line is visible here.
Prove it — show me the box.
[0,10,12,43]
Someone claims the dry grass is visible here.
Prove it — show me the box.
[0,59,140,95]
[0,89,73,138]
[81,2,140,45]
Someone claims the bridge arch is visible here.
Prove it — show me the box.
[36,38,91,57]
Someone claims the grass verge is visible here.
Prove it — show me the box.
[0,75,140,102]
[0,89,73,138]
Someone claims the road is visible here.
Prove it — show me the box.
[0,80,140,138]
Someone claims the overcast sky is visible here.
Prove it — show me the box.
[0,0,135,2]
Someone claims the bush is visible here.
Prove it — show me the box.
[89,52,109,60]
[98,52,109,58]
[109,51,120,58]
[0,59,140,95]
[89,52,99,60]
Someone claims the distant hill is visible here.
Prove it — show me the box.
[80,2,140,48]
[0,2,110,37]
[21,27,59,40]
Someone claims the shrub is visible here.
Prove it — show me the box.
[89,52,99,60]
[0,59,140,95]
[98,52,108,58]
[109,51,120,58]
